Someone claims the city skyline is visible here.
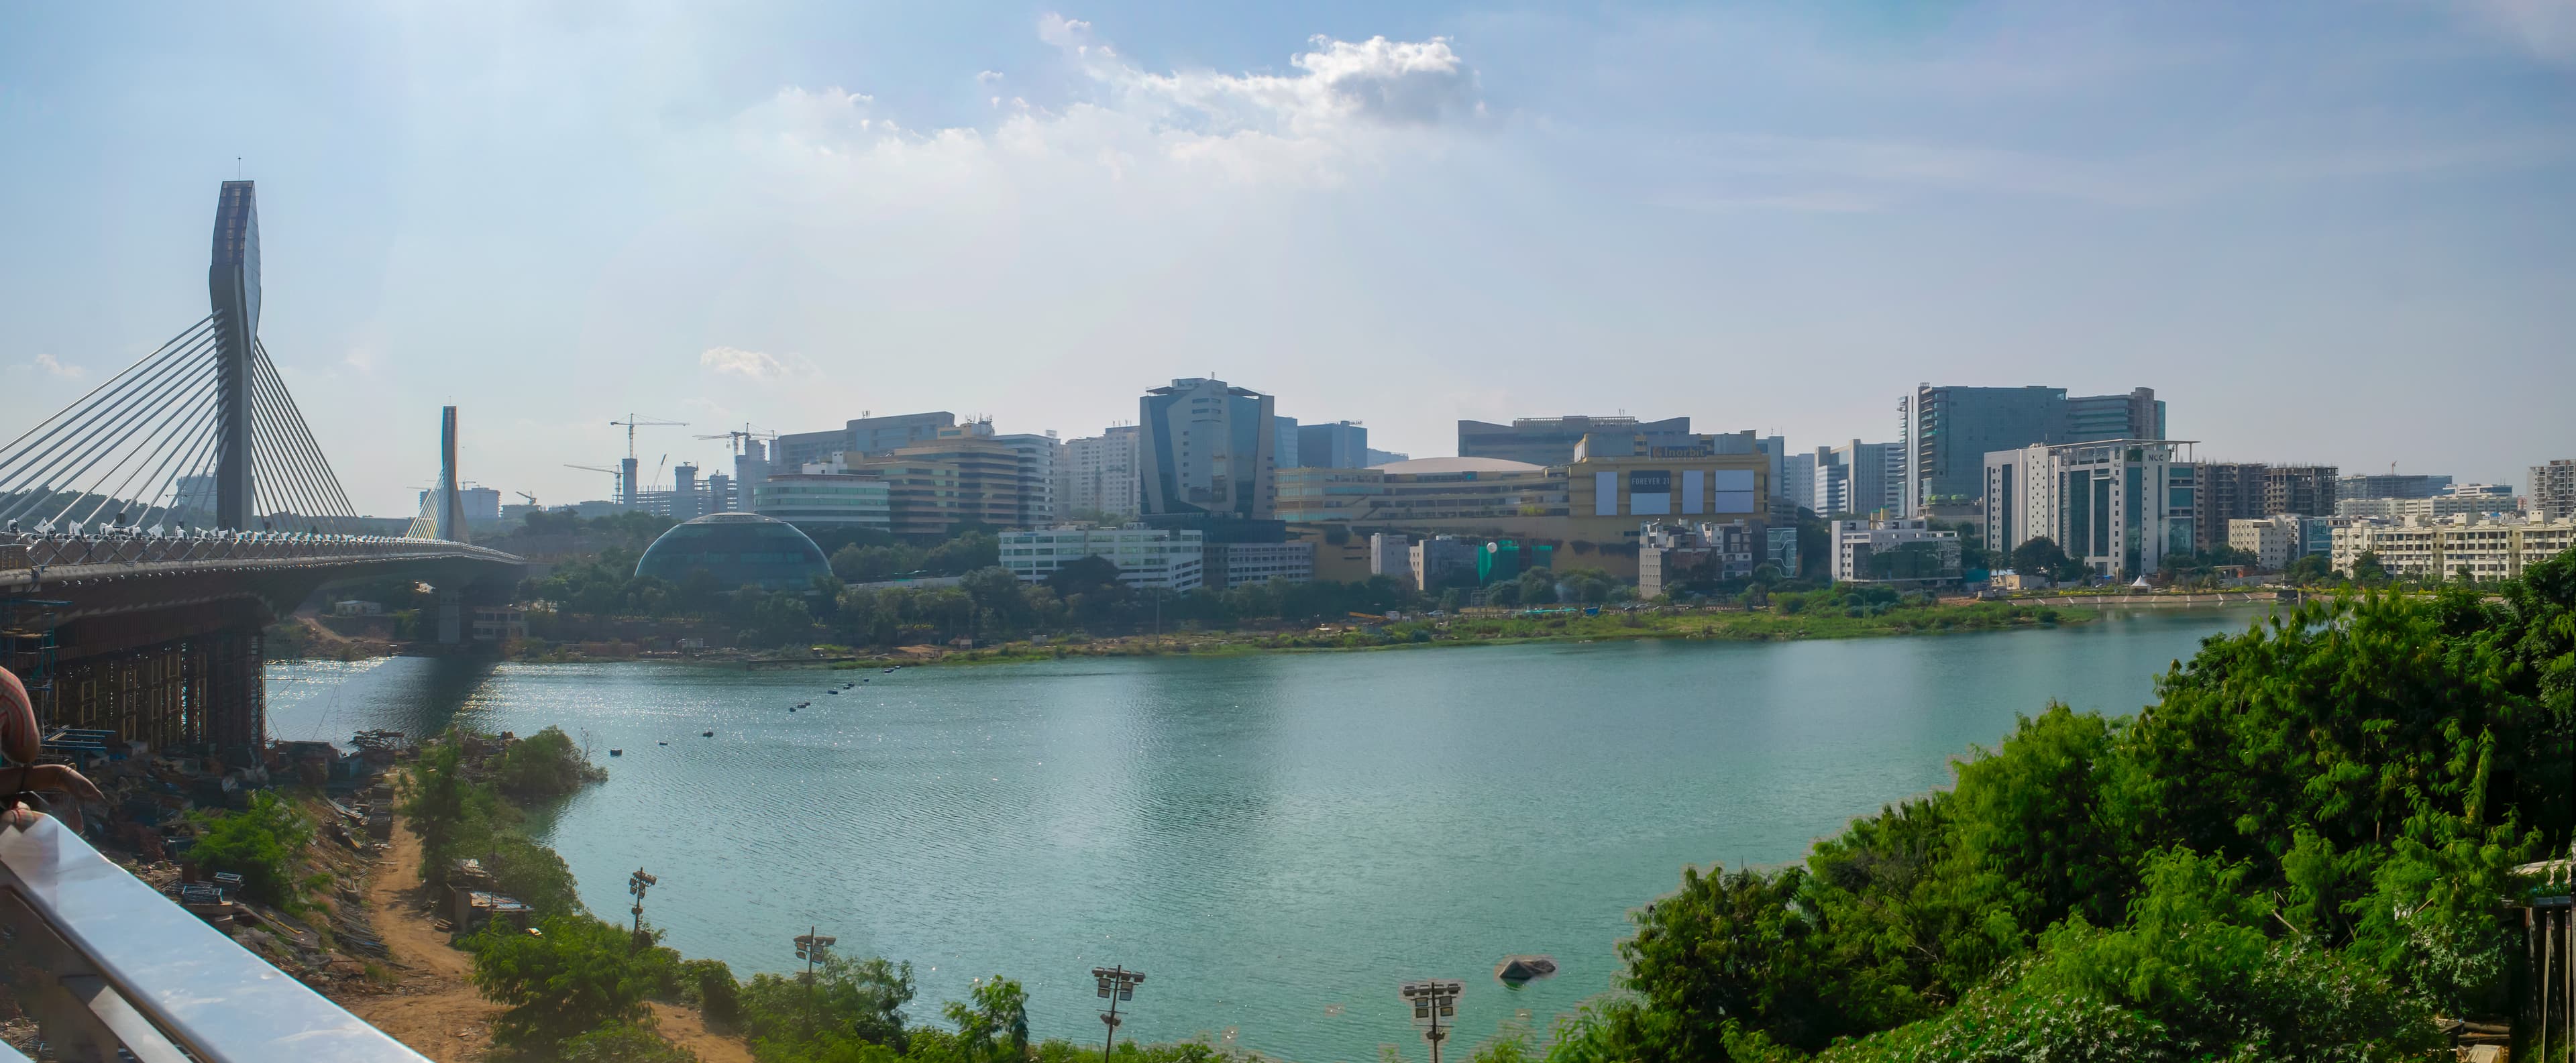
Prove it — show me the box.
[4,1,2571,516]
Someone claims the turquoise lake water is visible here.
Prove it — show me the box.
[266,608,2260,1062]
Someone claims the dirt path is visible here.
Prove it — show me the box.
[343,805,500,1061]
[345,777,759,1062]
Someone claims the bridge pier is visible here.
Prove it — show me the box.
[436,586,464,645]
[47,626,264,758]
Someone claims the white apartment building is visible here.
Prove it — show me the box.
[998,525,1205,590]
[1811,441,1904,517]
[1210,541,1316,588]
[2533,459,2575,521]
[1831,515,1962,585]
[1985,439,2198,581]
[1063,427,1142,519]
[2331,514,2575,581]
[2337,492,2522,521]
[1368,533,1413,583]
[2228,518,2297,571]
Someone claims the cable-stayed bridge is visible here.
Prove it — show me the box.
[2,180,525,757]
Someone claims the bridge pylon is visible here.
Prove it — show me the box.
[208,181,260,530]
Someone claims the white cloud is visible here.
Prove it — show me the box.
[699,346,814,380]
[729,15,1481,194]
[13,353,85,380]
[2459,0,2576,63]
[976,70,1005,85]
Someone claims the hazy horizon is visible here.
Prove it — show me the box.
[5,1,2571,516]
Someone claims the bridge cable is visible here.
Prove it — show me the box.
[133,398,225,533]
[248,345,353,535]
[242,351,323,532]
[250,341,362,531]
[244,347,330,532]
[0,315,209,471]
[254,340,362,523]
[0,321,215,514]
[0,328,221,528]
[59,371,217,533]
[0,325,213,510]
[48,367,215,530]
[7,335,217,528]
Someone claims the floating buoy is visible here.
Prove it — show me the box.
[658,741,668,746]
[609,749,622,757]
[701,730,714,738]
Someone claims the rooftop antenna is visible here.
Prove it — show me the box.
[235,157,241,179]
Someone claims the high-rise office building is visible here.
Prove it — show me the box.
[2531,459,2575,520]
[1139,378,1276,520]
[854,421,1036,535]
[774,412,959,470]
[1457,415,1688,467]
[1064,427,1142,519]
[1273,416,1300,470]
[1984,439,2197,581]
[991,431,1062,528]
[1296,421,1369,469]
[1899,384,2165,514]
[2065,388,2165,443]
[1818,440,1904,517]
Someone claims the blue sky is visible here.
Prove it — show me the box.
[3,0,2571,515]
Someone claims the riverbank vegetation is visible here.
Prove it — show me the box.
[1548,551,2576,1061]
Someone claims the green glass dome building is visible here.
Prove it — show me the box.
[634,512,830,591]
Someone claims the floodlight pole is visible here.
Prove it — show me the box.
[626,868,656,951]
[795,926,836,1036]
[1091,964,1144,1060]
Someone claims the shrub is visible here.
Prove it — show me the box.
[469,915,661,1048]
[188,791,323,909]
[497,726,608,797]
[560,1023,702,1062]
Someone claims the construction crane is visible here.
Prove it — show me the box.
[695,425,774,455]
[516,491,537,506]
[610,414,688,459]
[565,463,621,500]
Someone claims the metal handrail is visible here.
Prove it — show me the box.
[0,814,430,1061]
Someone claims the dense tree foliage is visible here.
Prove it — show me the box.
[398,730,593,916]
[495,725,609,797]
[470,915,673,1048]
[1552,552,2576,1061]
[186,791,325,909]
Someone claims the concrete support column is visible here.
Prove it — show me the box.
[437,587,463,645]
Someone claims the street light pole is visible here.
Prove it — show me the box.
[626,869,657,951]
[1401,979,1463,1063]
[796,928,837,1036]
[1091,965,1145,1060]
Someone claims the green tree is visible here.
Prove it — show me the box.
[2351,549,2389,582]
[2007,537,2071,581]
[495,726,607,798]
[941,976,1030,1062]
[469,915,660,1048]
[188,791,322,909]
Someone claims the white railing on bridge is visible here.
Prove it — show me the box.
[0,812,430,1061]
[0,532,519,573]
